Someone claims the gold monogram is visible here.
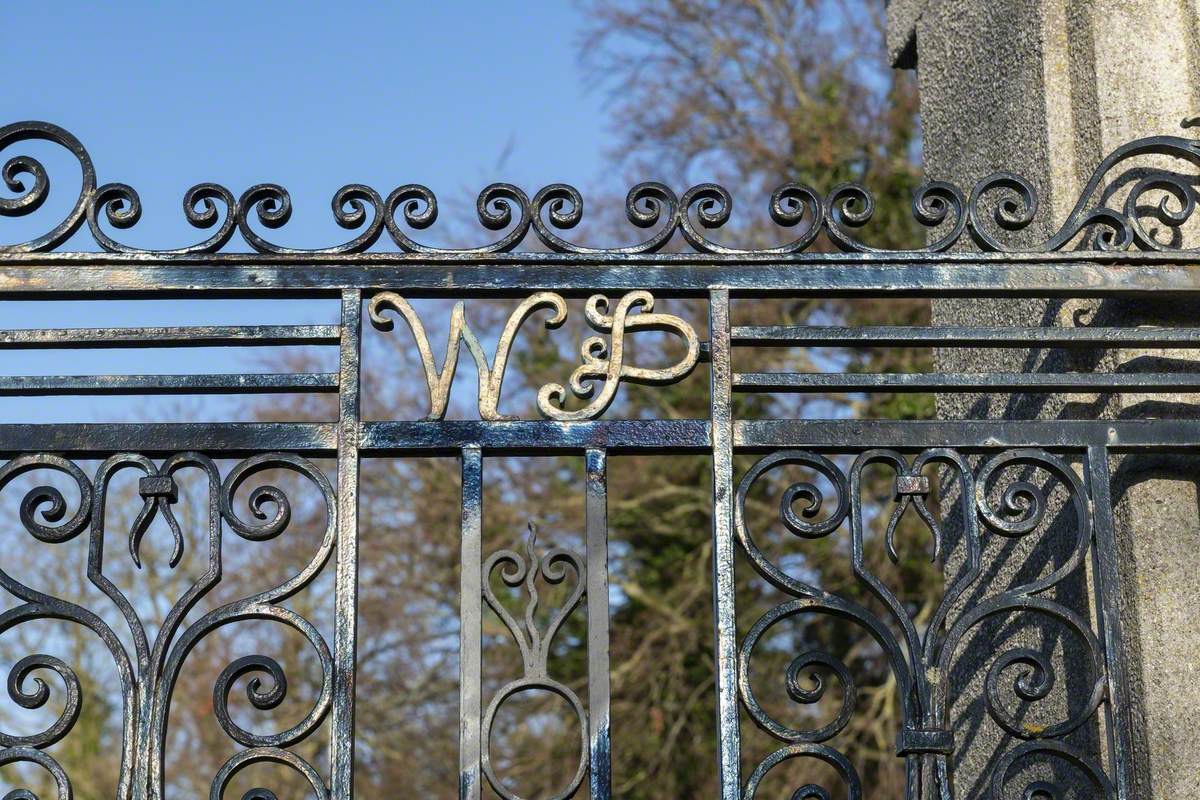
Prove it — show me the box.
[368,291,699,421]
[537,291,699,420]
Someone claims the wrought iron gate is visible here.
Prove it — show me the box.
[0,121,1198,798]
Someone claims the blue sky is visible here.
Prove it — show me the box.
[1,2,617,422]
[6,3,611,209]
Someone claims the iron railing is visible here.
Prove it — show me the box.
[0,120,1198,798]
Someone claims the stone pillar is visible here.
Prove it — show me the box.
[888,1,1200,796]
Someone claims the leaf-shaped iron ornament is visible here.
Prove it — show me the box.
[129,473,183,568]
[481,523,588,800]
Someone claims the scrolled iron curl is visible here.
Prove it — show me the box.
[0,121,95,253]
[487,547,529,590]
[819,182,871,252]
[980,478,1046,538]
[779,481,836,538]
[912,180,968,250]
[530,183,584,253]
[0,747,72,800]
[739,608,858,743]
[0,455,93,544]
[617,181,681,253]
[967,171,1040,250]
[219,454,306,542]
[91,183,141,229]
[778,469,847,540]
[3,122,1197,252]
[85,180,239,254]
[223,656,287,711]
[992,648,1055,704]
[984,648,1055,728]
[785,651,843,706]
[213,655,288,733]
[974,449,1077,540]
[209,747,328,800]
[742,743,862,800]
[1124,172,1198,250]
[19,485,79,543]
[0,656,81,750]
[942,598,1108,742]
[735,452,919,743]
[381,183,438,249]
[972,449,1092,600]
[678,182,732,250]
[1,154,49,216]
[206,612,333,749]
[969,135,1200,252]
[734,450,851,598]
[989,740,1115,800]
[476,183,525,231]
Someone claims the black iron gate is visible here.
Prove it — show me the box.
[0,121,1198,798]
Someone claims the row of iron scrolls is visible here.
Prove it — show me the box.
[2,121,1198,254]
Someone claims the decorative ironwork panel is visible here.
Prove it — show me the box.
[731,447,1119,798]
[0,452,337,799]
[0,121,1197,798]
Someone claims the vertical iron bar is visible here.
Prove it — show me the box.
[331,289,362,799]
[460,446,484,800]
[1086,446,1135,799]
[709,288,740,800]
[585,448,612,799]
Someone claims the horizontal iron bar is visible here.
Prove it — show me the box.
[360,419,710,454]
[0,422,338,457]
[0,325,341,349]
[733,372,1200,393]
[735,419,1200,452]
[732,325,1200,347]
[5,260,1200,298]
[0,373,338,396]
[0,419,1199,456]
[4,249,1200,265]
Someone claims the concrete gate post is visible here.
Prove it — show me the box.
[887,2,1200,796]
